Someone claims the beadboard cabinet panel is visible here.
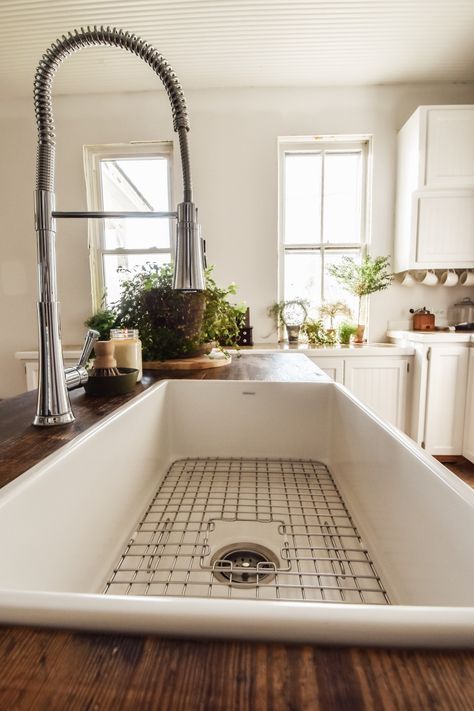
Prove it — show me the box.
[308,355,410,431]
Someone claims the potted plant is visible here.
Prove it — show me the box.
[302,319,337,346]
[327,255,393,344]
[337,321,358,345]
[97,263,245,362]
[319,301,352,342]
[268,299,309,343]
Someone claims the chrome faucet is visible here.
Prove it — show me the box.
[33,27,205,426]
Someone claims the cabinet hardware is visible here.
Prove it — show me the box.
[426,347,431,361]
[421,441,426,449]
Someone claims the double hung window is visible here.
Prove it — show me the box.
[84,142,173,307]
[279,138,370,318]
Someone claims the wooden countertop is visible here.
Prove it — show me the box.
[0,353,472,710]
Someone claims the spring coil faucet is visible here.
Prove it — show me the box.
[33,26,205,426]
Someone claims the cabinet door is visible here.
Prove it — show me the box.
[414,191,474,266]
[424,346,469,456]
[344,357,408,430]
[462,349,474,464]
[307,357,344,383]
[424,108,474,188]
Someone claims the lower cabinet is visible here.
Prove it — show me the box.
[307,355,410,431]
[422,345,469,456]
[462,348,474,463]
[393,340,470,457]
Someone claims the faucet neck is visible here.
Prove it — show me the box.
[33,28,197,425]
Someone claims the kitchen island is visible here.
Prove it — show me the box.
[0,354,472,710]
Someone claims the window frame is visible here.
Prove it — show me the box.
[83,142,174,309]
[278,136,372,314]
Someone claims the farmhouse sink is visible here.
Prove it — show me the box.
[0,380,472,647]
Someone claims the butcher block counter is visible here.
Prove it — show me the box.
[0,354,472,710]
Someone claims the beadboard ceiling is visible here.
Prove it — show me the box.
[1,0,474,97]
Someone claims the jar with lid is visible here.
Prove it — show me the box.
[109,329,143,381]
[448,298,474,326]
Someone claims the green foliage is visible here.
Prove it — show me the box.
[327,254,393,324]
[202,271,246,347]
[319,301,352,328]
[101,262,245,360]
[303,319,337,346]
[327,255,393,298]
[84,308,117,341]
[337,321,358,345]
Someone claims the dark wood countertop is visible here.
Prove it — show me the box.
[0,353,472,710]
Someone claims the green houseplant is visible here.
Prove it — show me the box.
[98,263,245,361]
[327,255,393,343]
[337,321,358,345]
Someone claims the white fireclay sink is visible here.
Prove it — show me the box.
[0,380,472,647]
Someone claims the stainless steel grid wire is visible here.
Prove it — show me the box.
[103,458,389,604]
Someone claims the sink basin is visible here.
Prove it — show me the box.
[0,380,472,647]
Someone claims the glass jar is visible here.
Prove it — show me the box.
[109,329,142,381]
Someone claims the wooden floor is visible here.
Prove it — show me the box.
[436,456,474,487]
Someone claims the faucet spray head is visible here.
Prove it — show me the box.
[173,202,206,291]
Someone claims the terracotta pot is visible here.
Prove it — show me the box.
[353,325,365,344]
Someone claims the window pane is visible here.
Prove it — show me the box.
[103,253,171,306]
[102,217,170,251]
[284,252,321,310]
[100,157,171,249]
[323,152,362,244]
[284,153,322,244]
[323,251,360,321]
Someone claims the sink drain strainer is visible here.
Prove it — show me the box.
[211,543,279,587]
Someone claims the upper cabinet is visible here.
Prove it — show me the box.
[394,105,474,272]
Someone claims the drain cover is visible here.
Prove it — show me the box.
[211,543,278,586]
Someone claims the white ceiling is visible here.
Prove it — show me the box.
[1,0,474,98]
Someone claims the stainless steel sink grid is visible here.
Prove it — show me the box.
[103,458,390,603]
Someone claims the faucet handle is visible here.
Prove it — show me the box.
[78,329,100,367]
[65,329,99,391]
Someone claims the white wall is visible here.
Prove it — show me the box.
[1,83,473,398]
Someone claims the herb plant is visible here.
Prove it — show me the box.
[327,255,393,326]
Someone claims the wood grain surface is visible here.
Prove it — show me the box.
[0,353,472,710]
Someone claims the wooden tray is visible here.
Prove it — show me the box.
[143,355,231,371]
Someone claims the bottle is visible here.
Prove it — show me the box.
[109,329,143,382]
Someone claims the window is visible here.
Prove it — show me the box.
[84,143,173,307]
[279,137,370,319]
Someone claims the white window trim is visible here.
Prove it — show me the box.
[277,135,372,311]
[83,142,174,310]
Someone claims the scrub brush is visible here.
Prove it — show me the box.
[90,340,121,377]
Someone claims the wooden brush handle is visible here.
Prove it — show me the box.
[93,341,117,369]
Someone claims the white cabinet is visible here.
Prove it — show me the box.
[313,357,344,384]
[394,105,474,272]
[392,339,470,456]
[16,353,80,393]
[308,355,410,431]
[462,348,474,463]
[344,357,408,431]
[422,345,469,456]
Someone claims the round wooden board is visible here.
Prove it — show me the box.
[143,355,232,371]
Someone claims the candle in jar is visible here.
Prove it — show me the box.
[109,329,142,381]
